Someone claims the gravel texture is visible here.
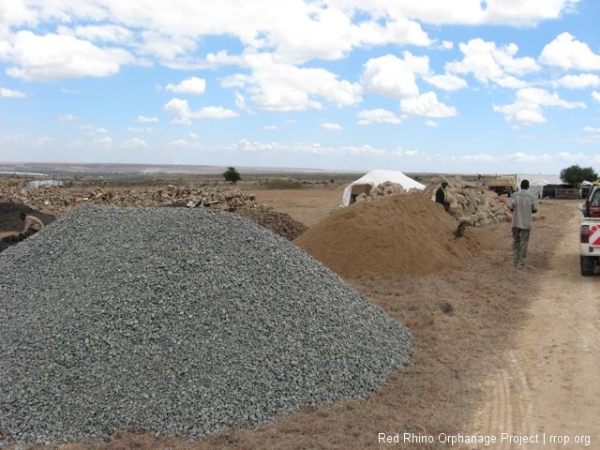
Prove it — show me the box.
[0,204,411,446]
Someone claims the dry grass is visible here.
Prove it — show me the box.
[8,200,576,450]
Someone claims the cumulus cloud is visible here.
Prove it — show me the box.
[361,52,429,99]
[357,109,402,125]
[58,24,134,45]
[493,88,586,124]
[167,139,188,147]
[400,92,458,118]
[94,137,113,146]
[120,137,148,148]
[6,31,135,82]
[554,74,600,89]
[320,122,342,132]
[446,38,539,88]
[165,77,207,94]
[593,91,600,103]
[423,73,468,91]
[0,87,26,98]
[164,98,238,124]
[57,114,80,122]
[222,53,362,112]
[136,115,158,123]
[539,33,600,71]
[127,127,153,133]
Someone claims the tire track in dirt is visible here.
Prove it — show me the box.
[466,205,600,449]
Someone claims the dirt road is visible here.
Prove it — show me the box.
[467,204,600,449]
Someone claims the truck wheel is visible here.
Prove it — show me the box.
[580,256,596,276]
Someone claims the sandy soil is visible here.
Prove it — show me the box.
[466,201,599,450]
[245,186,345,227]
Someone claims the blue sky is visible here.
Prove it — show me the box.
[1,0,600,174]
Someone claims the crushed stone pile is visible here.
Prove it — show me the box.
[234,205,308,240]
[423,176,511,226]
[0,204,410,446]
[294,192,496,279]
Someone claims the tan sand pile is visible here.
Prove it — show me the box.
[294,192,498,279]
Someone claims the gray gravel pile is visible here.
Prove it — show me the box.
[0,204,411,446]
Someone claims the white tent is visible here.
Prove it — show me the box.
[527,179,549,198]
[342,170,425,206]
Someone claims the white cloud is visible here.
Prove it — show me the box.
[593,91,600,103]
[425,120,438,128]
[441,41,454,50]
[400,92,458,118]
[127,127,153,133]
[58,24,133,45]
[120,137,148,148]
[357,109,401,125]
[320,122,342,132]
[539,33,600,71]
[584,127,600,133]
[222,53,361,112]
[167,139,187,147]
[6,31,135,82]
[264,125,278,130]
[446,38,539,88]
[165,77,207,95]
[137,115,158,123]
[361,52,429,99]
[554,74,600,89]
[164,98,238,124]
[94,137,113,146]
[57,114,80,122]
[0,87,26,98]
[493,88,586,125]
[423,73,468,91]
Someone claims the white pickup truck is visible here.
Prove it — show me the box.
[579,184,600,276]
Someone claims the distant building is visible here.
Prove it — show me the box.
[26,179,64,189]
[517,174,567,199]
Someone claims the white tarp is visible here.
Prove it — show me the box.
[527,179,549,198]
[342,170,425,206]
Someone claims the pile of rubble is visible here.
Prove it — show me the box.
[0,182,257,216]
[353,181,416,203]
[423,176,511,226]
[234,205,307,241]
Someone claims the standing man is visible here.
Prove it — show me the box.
[435,181,450,212]
[510,179,539,268]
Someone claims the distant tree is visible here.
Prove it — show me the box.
[223,166,241,184]
[560,165,598,186]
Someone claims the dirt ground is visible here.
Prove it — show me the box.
[2,187,598,450]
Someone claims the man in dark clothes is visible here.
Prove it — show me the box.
[435,181,450,212]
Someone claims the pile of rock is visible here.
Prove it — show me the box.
[234,205,307,241]
[354,181,415,203]
[423,176,511,226]
[0,182,257,215]
[0,204,411,446]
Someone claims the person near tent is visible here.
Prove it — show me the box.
[435,181,450,212]
[20,212,44,238]
[510,179,539,269]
